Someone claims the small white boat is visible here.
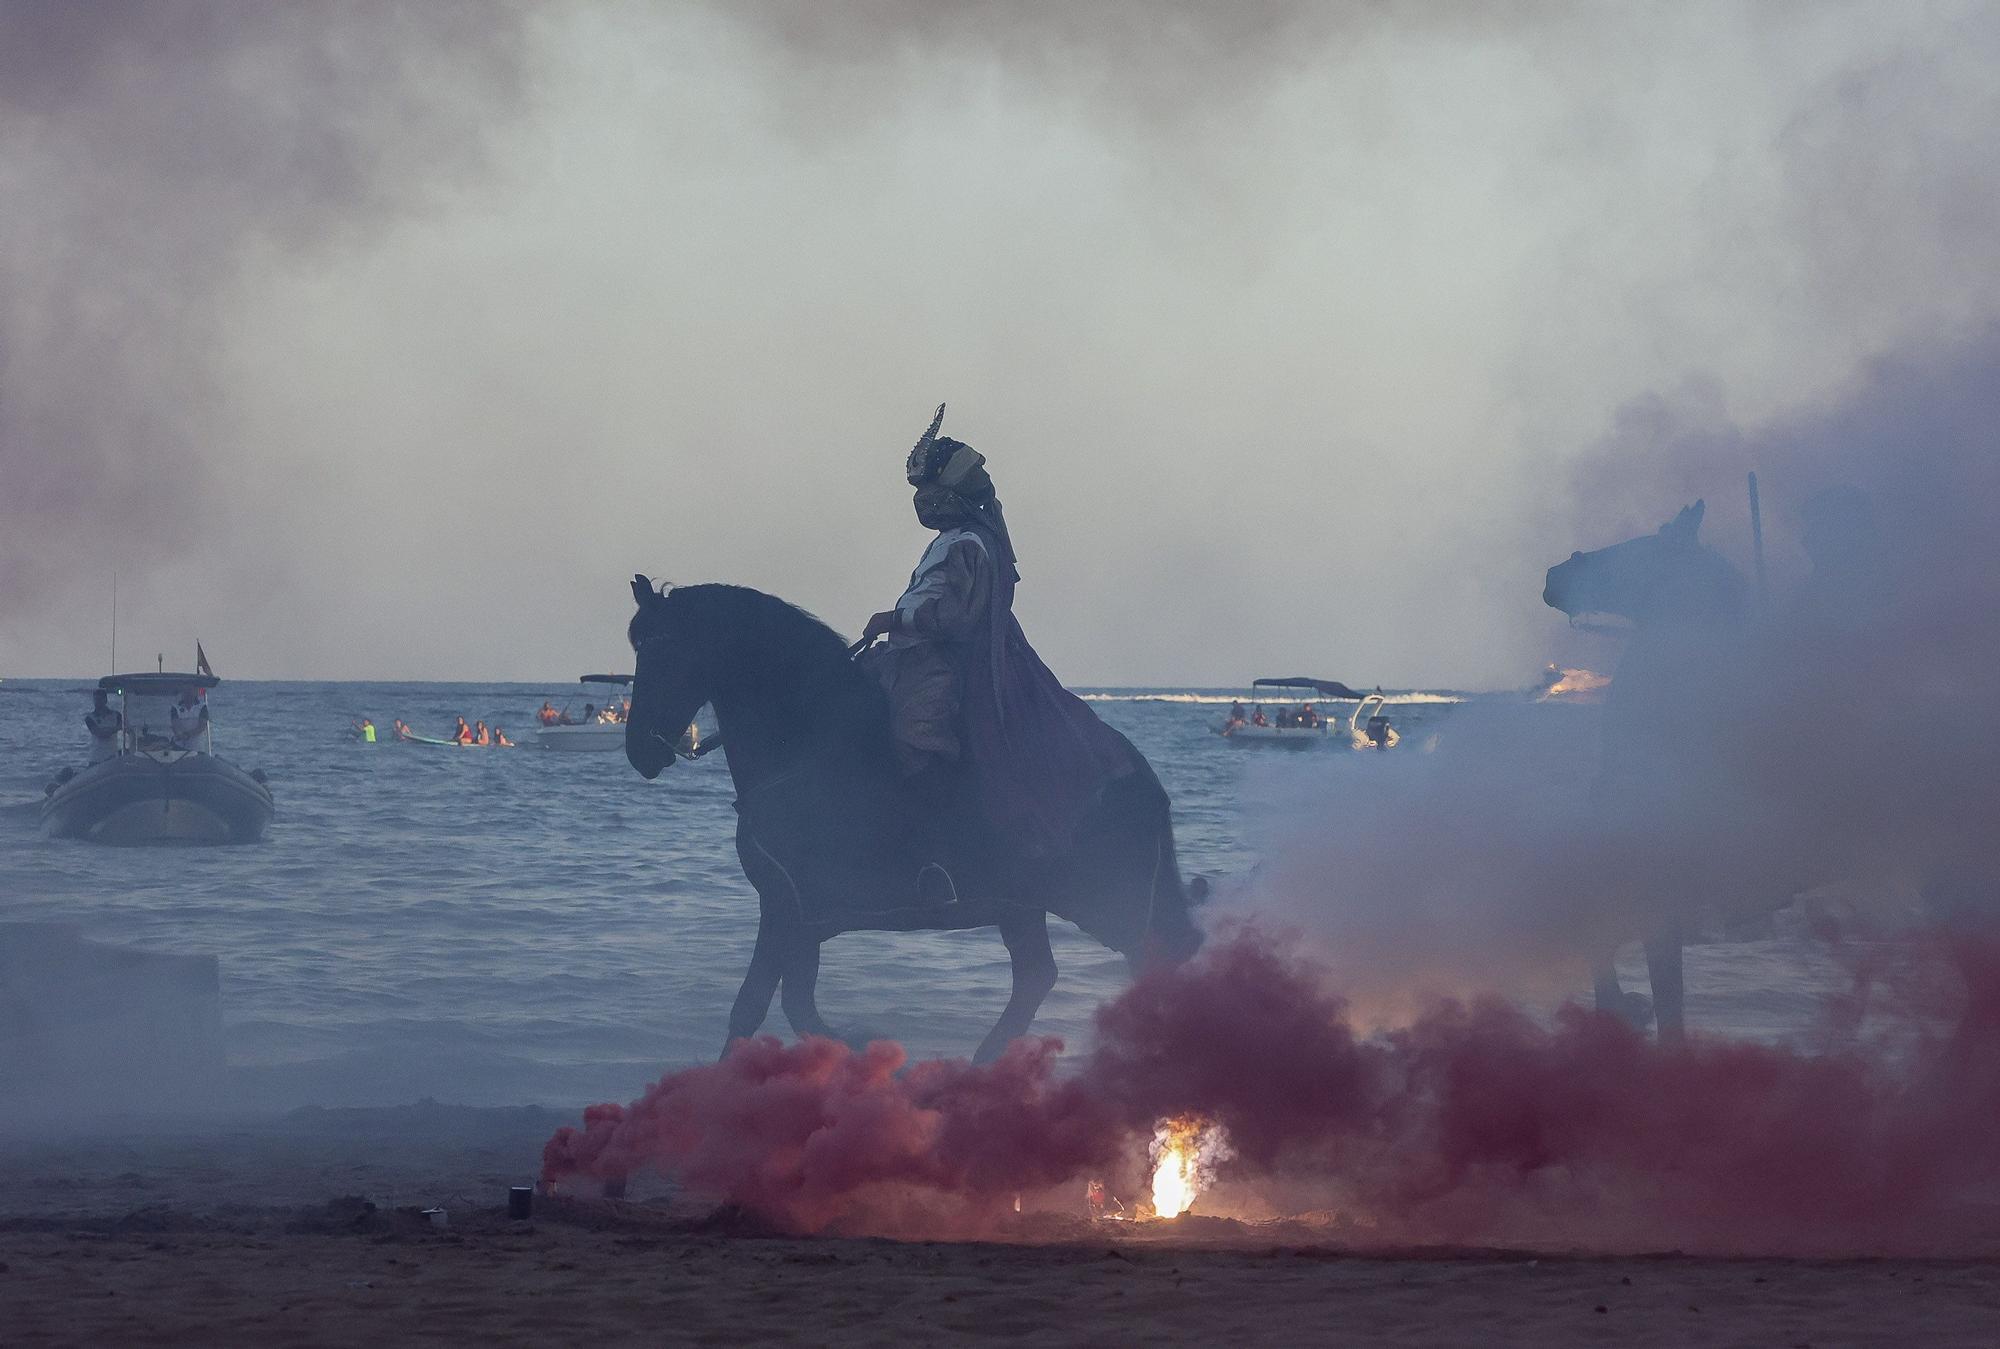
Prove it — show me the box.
[1219,678,1400,750]
[42,672,273,844]
[531,675,698,754]
[530,675,631,751]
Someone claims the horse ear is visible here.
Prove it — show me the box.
[1661,500,1705,543]
[632,574,655,608]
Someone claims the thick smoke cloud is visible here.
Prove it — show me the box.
[0,1,527,633]
[1214,322,2000,1015]
[5,2,1997,686]
[545,933,2000,1254]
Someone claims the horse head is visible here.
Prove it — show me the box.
[1543,500,1747,628]
[625,574,702,780]
[625,575,883,784]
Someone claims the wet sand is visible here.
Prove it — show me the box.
[7,1108,1999,1346]
[8,1210,2000,1348]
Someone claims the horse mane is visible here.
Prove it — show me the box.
[656,583,851,663]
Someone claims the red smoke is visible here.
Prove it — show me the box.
[543,930,2000,1253]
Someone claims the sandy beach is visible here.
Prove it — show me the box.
[6,1107,1999,1347]
[10,1202,2000,1347]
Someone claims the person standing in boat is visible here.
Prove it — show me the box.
[169,689,210,750]
[858,404,1141,900]
[85,690,124,763]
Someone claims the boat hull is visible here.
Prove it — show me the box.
[1221,725,1330,748]
[532,723,627,752]
[41,753,274,845]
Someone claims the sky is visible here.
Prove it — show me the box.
[3,0,1997,687]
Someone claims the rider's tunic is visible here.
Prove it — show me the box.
[865,524,1142,858]
[867,526,992,776]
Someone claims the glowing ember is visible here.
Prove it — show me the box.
[1148,1116,1230,1218]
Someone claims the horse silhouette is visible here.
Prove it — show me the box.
[622,577,1203,1063]
[1544,501,1749,1042]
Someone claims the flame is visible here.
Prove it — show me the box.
[1148,1116,1229,1218]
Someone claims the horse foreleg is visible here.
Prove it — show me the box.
[1644,922,1686,1047]
[974,910,1057,1065]
[722,914,786,1057]
[778,934,849,1044]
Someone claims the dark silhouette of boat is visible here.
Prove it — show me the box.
[41,673,273,844]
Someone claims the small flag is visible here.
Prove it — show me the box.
[196,642,215,678]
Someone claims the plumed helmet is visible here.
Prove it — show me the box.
[905,402,989,494]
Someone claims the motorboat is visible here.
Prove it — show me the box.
[1220,677,1399,749]
[531,675,698,754]
[41,672,273,844]
[532,675,634,752]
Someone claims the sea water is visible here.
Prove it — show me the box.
[0,681,1809,1108]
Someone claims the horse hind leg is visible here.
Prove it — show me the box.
[1643,921,1686,1047]
[1594,948,1654,1032]
[778,935,855,1046]
[973,909,1057,1065]
[1141,824,1203,969]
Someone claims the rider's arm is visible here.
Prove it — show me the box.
[893,536,992,641]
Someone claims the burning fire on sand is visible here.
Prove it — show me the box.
[1148,1116,1230,1219]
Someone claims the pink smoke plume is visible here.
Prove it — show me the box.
[545,930,2000,1253]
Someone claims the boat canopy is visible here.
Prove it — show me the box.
[578,674,632,686]
[99,672,220,694]
[1252,677,1367,699]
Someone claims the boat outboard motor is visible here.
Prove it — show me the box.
[1365,714,1393,748]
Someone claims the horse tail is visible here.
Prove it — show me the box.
[1144,808,1204,968]
[1115,753,1204,970]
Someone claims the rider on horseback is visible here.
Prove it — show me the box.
[859,405,1142,904]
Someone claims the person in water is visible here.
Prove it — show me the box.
[474,720,491,746]
[352,717,377,743]
[85,690,124,762]
[493,727,513,747]
[453,716,473,745]
[858,403,1140,900]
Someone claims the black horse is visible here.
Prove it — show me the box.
[622,577,1204,1063]
[1543,501,1749,1043]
